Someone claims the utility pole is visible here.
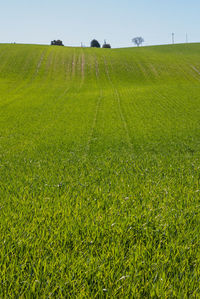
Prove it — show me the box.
[186,33,188,43]
[172,33,175,44]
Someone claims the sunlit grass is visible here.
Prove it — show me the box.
[0,43,200,297]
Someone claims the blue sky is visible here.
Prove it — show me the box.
[0,0,199,48]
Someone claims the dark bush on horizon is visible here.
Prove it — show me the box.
[102,43,111,48]
[90,39,101,48]
[51,40,64,46]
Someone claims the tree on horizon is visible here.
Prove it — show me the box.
[132,37,144,47]
[90,39,101,48]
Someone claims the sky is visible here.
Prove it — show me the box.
[0,0,200,48]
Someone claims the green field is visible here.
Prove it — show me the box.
[0,43,200,297]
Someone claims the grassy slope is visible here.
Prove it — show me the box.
[0,43,200,297]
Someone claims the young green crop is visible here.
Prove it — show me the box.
[0,43,200,297]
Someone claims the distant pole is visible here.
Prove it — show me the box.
[186,33,188,43]
[172,33,175,44]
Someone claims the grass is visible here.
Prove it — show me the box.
[0,43,200,298]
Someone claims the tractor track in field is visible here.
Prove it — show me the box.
[84,56,102,154]
[35,51,46,75]
[175,62,194,82]
[135,61,149,82]
[114,89,133,147]
[29,49,49,82]
[72,51,76,78]
[81,52,85,85]
[148,63,160,79]
[190,65,200,80]
[95,56,100,78]
[77,51,85,89]
[65,60,72,81]
[45,50,56,78]
[103,57,133,149]
[85,91,102,153]
[70,51,85,90]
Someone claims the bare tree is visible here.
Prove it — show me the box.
[132,37,144,47]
